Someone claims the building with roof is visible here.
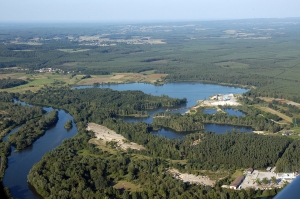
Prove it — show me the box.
[230,176,245,189]
[247,168,254,174]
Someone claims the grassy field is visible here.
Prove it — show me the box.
[113,181,143,192]
[0,71,167,93]
[254,105,293,123]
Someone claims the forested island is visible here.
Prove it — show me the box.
[64,120,73,130]
[1,19,300,198]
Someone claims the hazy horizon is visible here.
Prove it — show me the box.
[0,0,299,23]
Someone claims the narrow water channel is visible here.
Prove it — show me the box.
[2,102,78,199]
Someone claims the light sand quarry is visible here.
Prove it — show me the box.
[186,98,240,114]
[168,168,215,186]
[87,123,145,150]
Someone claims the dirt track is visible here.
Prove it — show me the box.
[87,123,145,150]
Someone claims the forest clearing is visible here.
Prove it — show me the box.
[87,123,145,150]
[168,168,215,186]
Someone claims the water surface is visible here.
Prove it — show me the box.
[3,103,77,199]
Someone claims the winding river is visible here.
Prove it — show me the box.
[2,103,77,199]
[3,82,251,198]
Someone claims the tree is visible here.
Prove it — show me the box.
[262,177,268,185]
[256,178,261,185]
[271,176,277,184]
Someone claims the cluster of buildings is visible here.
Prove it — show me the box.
[228,167,298,190]
[34,68,75,74]
[210,94,235,101]
[34,68,62,73]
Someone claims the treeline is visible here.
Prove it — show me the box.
[187,132,291,170]
[153,113,204,132]
[8,110,58,150]
[0,141,11,181]
[199,111,281,132]
[276,140,300,173]
[0,78,27,89]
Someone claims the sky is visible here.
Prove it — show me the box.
[0,0,299,23]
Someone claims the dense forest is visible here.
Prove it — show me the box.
[1,19,300,102]
[27,124,283,199]
[276,140,300,173]
[153,113,204,132]
[0,78,27,89]
[19,86,186,122]
[8,110,58,150]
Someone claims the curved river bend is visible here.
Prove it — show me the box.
[3,104,78,199]
[3,82,250,198]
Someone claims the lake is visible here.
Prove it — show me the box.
[76,82,252,137]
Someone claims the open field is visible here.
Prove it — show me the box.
[113,181,143,192]
[259,97,300,107]
[254,105,293,123]
[87,123,145,151]
[77,72,167,85]
[0,71,167,93]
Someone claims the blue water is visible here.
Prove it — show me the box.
[3,101,78,199]
[3,125,24,142]
[75,83,252,136]
[223,108,245,117]
[75,82,248,110]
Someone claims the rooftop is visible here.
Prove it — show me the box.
[230,176,245,187]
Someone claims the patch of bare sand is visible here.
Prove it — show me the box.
[168,168,215,186]
[211,101,240,106]
[253,131,264,134]
[87,123,145,150]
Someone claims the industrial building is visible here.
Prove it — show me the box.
[230,176,245,189]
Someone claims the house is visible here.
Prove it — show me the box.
[247,168,254,174]
[230,176,245,189]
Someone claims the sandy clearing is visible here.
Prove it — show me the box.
[253,131,265,134]
[168,168,215,186]
[87,123,145,150]
[211,101,240,106]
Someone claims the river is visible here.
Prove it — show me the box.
[2,103,78,199]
